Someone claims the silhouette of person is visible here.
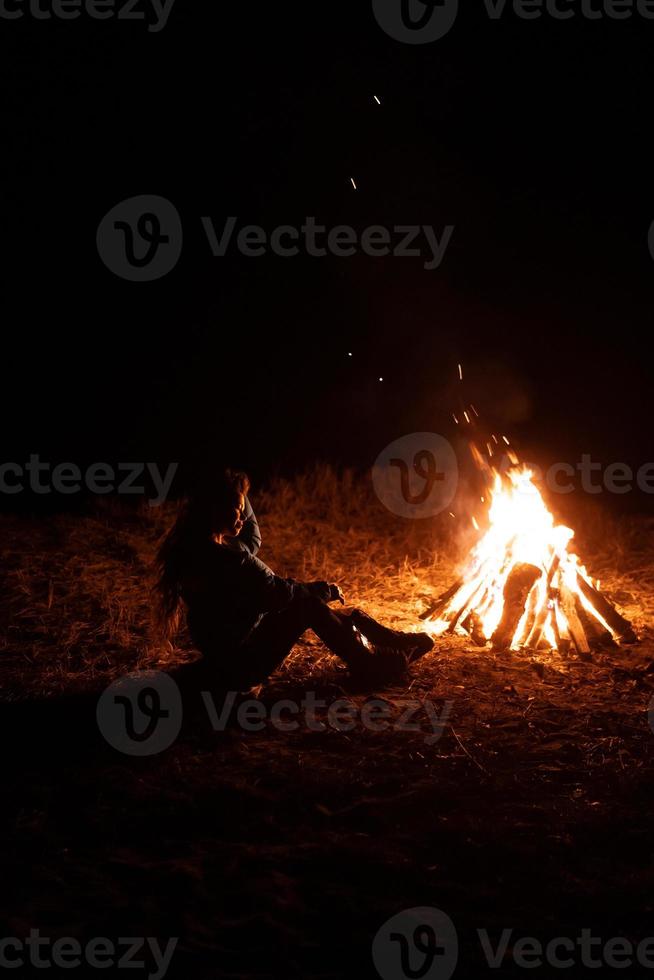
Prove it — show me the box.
[156,469,433,691]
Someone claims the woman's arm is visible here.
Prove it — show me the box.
[235,553,341,612]
[240,497,262,555]
[225,496,262,556]
[239,552,309,611]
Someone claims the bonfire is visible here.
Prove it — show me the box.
[421,445,636,654]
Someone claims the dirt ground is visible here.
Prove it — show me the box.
[1,467,653,979]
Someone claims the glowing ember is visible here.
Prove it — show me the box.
[424,465,635,653]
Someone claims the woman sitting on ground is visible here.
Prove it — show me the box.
[155,469,433,691]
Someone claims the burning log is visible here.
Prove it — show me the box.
[420,579,463,621]
[550,598,568,653]
[575,597,615,649]
[447,581,486,634]
[491,563,541,650]
[422,464,637,654]
[559,584,590,655]
[524,555,561,649]
[576,575,637,644]
[461,610,487,646]
[514,580,541,648]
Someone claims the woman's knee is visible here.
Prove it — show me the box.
[288,592,325,620]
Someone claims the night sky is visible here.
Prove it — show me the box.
[3,1,653,507]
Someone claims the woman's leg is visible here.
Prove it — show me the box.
[196,597,430,692]
[349,608,434,659]
[172,598,332,695]
[216,596,372,690]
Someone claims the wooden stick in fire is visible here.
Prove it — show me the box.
[576,574,637,644]
[524,553,562,649]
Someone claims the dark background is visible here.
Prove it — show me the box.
[2,0,653,506]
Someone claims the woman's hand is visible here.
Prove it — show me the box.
[306,581,345,604]
[327,583,345,604]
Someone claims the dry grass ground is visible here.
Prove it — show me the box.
[1,467,654,978]
[0,464,461,699]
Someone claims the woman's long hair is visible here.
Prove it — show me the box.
[154,468,250,639]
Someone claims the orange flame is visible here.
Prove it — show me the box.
[426,465,615,651]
